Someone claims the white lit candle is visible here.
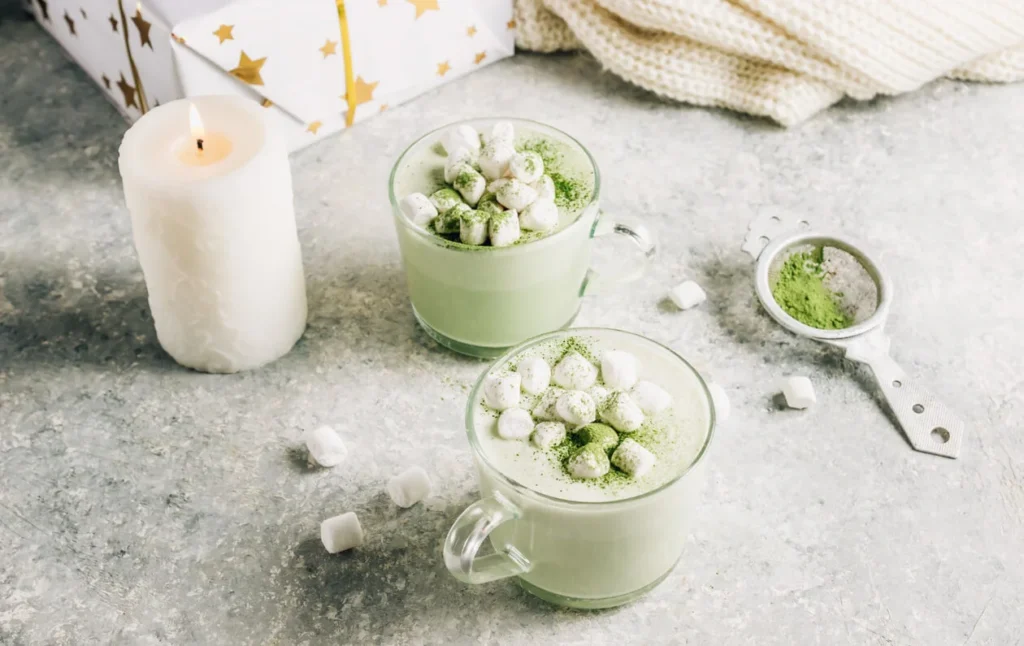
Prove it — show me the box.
[118,96,307,373]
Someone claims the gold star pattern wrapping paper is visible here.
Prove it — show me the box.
[29,0,514,152]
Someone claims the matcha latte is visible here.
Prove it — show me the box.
[389,119,606,358]
[444,329,715,608]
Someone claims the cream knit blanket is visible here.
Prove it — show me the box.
[514,0,1024,125]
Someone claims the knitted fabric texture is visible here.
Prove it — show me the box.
[514,0,1024,125]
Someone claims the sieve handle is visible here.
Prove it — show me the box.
[844,336,965,459]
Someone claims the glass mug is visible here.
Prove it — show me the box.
[443,329,716,609]
[388,118,656,358]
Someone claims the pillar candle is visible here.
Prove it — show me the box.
[118,96,306,373]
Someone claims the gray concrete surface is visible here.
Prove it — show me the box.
[1,6,1022,645]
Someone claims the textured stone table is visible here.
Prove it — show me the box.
[2,9,1023,645]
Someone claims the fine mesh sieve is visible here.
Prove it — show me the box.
[743,214,965,459]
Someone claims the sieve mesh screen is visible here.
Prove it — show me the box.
[768,243,879,329]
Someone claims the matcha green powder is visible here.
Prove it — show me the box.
[771,248,853,330]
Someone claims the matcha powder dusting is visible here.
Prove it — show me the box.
[771,248,853,330]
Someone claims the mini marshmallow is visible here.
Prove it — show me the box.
[444,147,475,183]
[434,203,469,235]
[630,380,672,415]
[552,352,598,390]
[453,166,486,207]
[669,280,707,310]
[531,175,555,201]
[509,151,544,184]
[442,124,481,156]
[532,387,565,421]
[782,376,815,409]
[531,421,567,449]
[487,121,515,145]
[495,179,538,212]
[556,390,597,427]
[483,373,521,411]
[459,209,489,246]
[517,357,551,395]
[321,512,363,554]
[478,141,516,180]
[588,385,612,409]
[519,198,558,232]
[429,187,464,214]
[611,438,656,478]
[304,425,348,467]
[707,383,730,422]
[487,178,509,195]
[575,423,618,453]
[477,195,503,215]
[489,209,521,247]
[400,193,438,229]
[387,466,433,508]
[497,408,534,440]
[568,444,610,479]
[601,350,639,391]
[600,392,645,433]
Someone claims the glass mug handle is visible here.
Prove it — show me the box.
[582,211,657,295]
[443,491,531,584]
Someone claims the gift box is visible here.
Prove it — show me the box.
[28,0,516,151]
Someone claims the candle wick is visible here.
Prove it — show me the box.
[196,138,204,152]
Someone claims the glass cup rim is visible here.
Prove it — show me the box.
[463,327,717,508]
[387,117,603,254]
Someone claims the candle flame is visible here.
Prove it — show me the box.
[189,103,205,139]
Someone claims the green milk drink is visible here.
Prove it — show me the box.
[389,119,599,357]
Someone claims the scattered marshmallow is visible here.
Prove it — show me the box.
[487,121,515,146]
[489,210,521,247]
[387,466,433,508]
[601,350,639,391]
[588,385,612,409]
[707,383,730,422]
[483,373,521,411]
[567,444,610,479]
[531,175,555,201]
[442,124,481,156]
[782,376,815,409]
[532,387,565,421]
[556,390,597,427]
[519,198,558,232]
[517,357,551,395]
[509,151,544,184]
[531,421,567,449]
[600,391,645,433]
[434,203,469,234]
[444,147,475,183]
[487,178,509,195]
[399,193,438,229]
[576,423,618,453]
[321,512,363,554]
[478,141,516,180]
[459,209,489,245]
[453,166,486,207]
[552,352,598,390]
[495,179,538,212]
[497,408,534,440]
[669,280,707,310]
[429,188,464,214]
[611,438,656,478]
[630,380,672,415]
[303,425,348,467]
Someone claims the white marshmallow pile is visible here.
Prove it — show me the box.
[304,425,348,467]
[480,345,679,481]
[782,376,816,409]
[669,280,707,310]
[402,122,563,247]
[387,466,433,508]
[321,512,363,554]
